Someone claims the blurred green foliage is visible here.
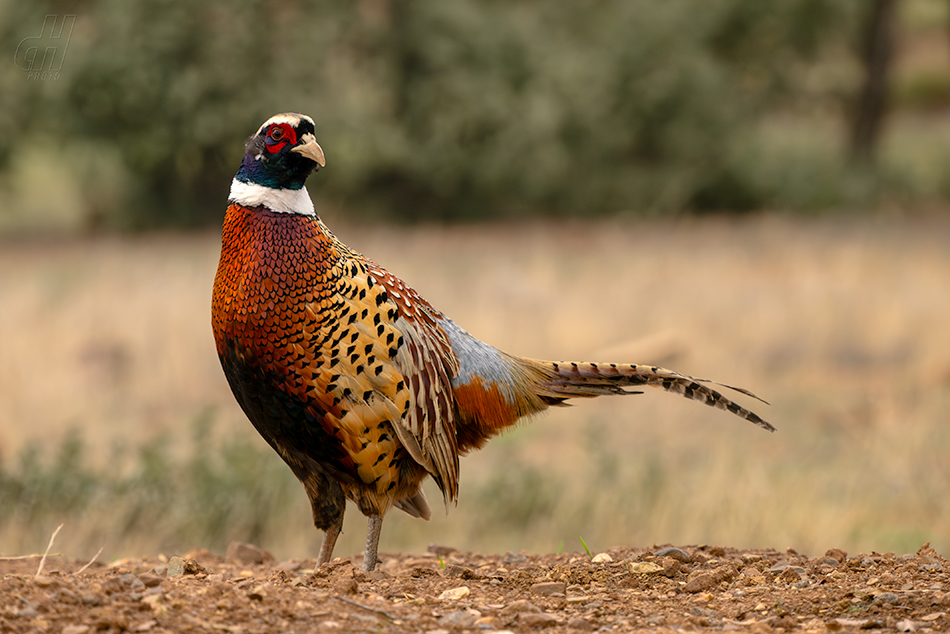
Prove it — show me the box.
[0,1,866,227]
[0,414,302,556]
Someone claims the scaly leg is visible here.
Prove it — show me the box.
[317,515,343,566]
[361,514,383,572]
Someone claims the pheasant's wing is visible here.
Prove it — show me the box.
[364,261,462,506]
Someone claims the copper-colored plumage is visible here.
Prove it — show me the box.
[212,114,773,572]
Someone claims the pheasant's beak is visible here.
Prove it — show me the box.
[292,133,326,167]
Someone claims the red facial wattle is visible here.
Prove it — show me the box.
[264,123,297,154]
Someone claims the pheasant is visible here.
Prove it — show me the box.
[212,113,773,573]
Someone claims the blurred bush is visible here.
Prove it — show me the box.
[1,0,860,228]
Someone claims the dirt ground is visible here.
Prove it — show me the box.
[1,542,947,634]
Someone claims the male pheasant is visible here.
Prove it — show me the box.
[212,113,774,573]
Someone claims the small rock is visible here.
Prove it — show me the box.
[519,612,557,628]
[166,557,185,577]
[437,586,470,601]
[824,548,847,563]
[530,581,566,596]
[137,573,163,588]
[896,619,917,632]
[656,556,682,577]
[566,616,593,630]
[33,575,55,587]
[61,626,90,634]
[654,546,690,562]
[438,609,480,627]
[777,567,802,583]
[874,592,899,605]
[626,561,664,574]
[591,553,613,563]
[500,599,541,616]
[427,544,458,556]
[247,584,266,601]
[835,618,869,628]
[685,565,737,593]
[685,574,717,593]
[768,561,807,574]
[17,605,39,618]
[101,576,125,594]
[226,541,274,566]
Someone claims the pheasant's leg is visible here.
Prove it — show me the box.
[361,514,383,572]
[317,515,343,566]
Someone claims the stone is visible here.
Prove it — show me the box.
[530,581,566,596]
[591,553,613,563]
[518,613,557,628]
[438,609,480,627]
[654,546,691,562]
[687,565,739,593]
[824,548,847,563]
[566,616,594,630]
[437,585,470,601]
[226,541,274,566]
[137,573,163,588]
[500,599,541,616]
[626,561,664,574]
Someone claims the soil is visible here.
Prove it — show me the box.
[1,542,947,633]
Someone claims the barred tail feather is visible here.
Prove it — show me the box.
[527,359,774,432]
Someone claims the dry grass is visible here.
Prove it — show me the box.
[1,213,948,561]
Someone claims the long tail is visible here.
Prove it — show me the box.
[524,358,774,432]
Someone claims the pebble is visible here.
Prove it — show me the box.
[591,552,613,563]
[500,599,541,616]
[653,546,690,562]
[437,585,470,601]
[530,581,566,596]
[247,584,266,601]
[768,561,807,575]
[685,566,737,593]
[566,616,593,630]
[438,609,480,627]
[824,548,847,563]
[138,573,163,588]
[518,612,557,628]
[873,592,899,605]
[166,557,186,577]
[626,561,664,574]
[62,626,90,634]
[226,541,273,565]
[896,619,917,632]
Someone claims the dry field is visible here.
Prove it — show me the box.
[0,213,948,564]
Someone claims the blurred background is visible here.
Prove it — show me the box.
[0,0,948,562]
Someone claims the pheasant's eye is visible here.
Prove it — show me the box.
[269,127,284,140]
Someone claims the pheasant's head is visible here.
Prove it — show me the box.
[230,113,326,215]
